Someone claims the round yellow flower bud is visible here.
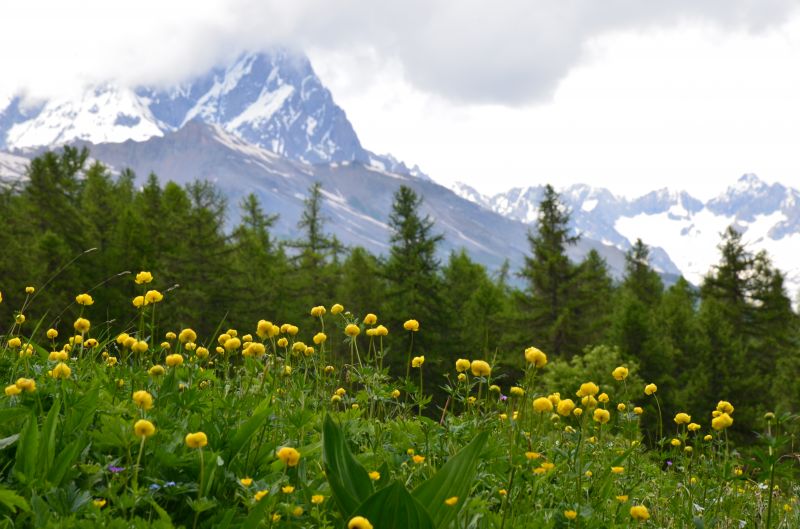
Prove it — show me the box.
[185,432,208,448]
[134,419,156,438]
[470,360,491,377]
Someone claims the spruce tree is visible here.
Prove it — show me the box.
[518,184,579,357]
[383,185,444,369]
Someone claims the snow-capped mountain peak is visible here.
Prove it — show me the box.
[0,50,424,178]
[3,85,163,149]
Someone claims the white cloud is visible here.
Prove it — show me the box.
[2,1,800,198]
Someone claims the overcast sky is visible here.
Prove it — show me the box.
[2,0,800,198]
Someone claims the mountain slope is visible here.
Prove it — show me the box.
[69,122,627,276]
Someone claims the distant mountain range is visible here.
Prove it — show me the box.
[2,49,798,296]
[453,176,800,295]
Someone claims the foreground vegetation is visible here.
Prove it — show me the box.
[0,281,798,527]
[0,148,798,527]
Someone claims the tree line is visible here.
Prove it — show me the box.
[1,147,797,439]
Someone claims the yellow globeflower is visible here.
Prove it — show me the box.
[612,366,629,381]
[134,419,156,438]
[149,365,165,377]
[7,337,21,349]
[674,412,691,425]
[533,397,553,413]
[277,337,288,348]
[470,360,491,377]
[593,408,610,424]
[132,341,149,354]
[557,399,576,416]
[403,319,420,332]
[711,412,734,431]
[276,446,301,467]
[688,422,701,432]
[179,328,197,344]
[344,324,360,337]
[310,305,326,317]
[185,432,208,448]
[375,325,389,336]
[135,271,153,284]
[281,485,295,494]
[644,383,658,395]
[524,346,547,368]
[165,353,184,367]
[510,386,525,397]
[25,286,35,294]
[15,378,36,393]
[313,332,327,344]
[348,516,374,529]
[330,303,344,315]
[412,455,425,464]
[630,505,650,521]
[311,495,324,504]
[144,290,164,304]
[15,314,25,324]
[47,328,58,340]
[224,337,241,352]
[411,356,425,368]
[564,510,577,520]
[633,406,644,415]
[716,400,734,414]
[132,296,145,308]
[52,362,71,379]
[75,293,94,306]
[391,389,401,398]
[363,313,377,325]
[368,471,380,481]
[611,466,624,474]
[671,438,681,447]
[4,384,21,396]
[576,382,599,398]
[132,390,154,410]
[455,358,471,372]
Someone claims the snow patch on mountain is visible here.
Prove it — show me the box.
[5,86,163,148]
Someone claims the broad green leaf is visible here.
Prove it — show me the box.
[0,488,29,513]
[47,437,84,486]
[226,397,272,460]
[352,481,435,529]
[412,431,489,528]
[322,414,373,517]
[38,398,61,476]
[15,414,38,479]
[241,495,270,529]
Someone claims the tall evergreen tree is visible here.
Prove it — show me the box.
[517,184,580,357]
[383,185,444,367]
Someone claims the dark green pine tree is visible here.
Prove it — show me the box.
[612,239,671,392]
[335,247,387,318]
[441,250,508,361]
[288,182,339,312]
[228,193,289,325]
[517,184,579,357]
[571,249,614,348]
[383,185,444,368]
[698,226,762,434]
[749,253,800,414]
